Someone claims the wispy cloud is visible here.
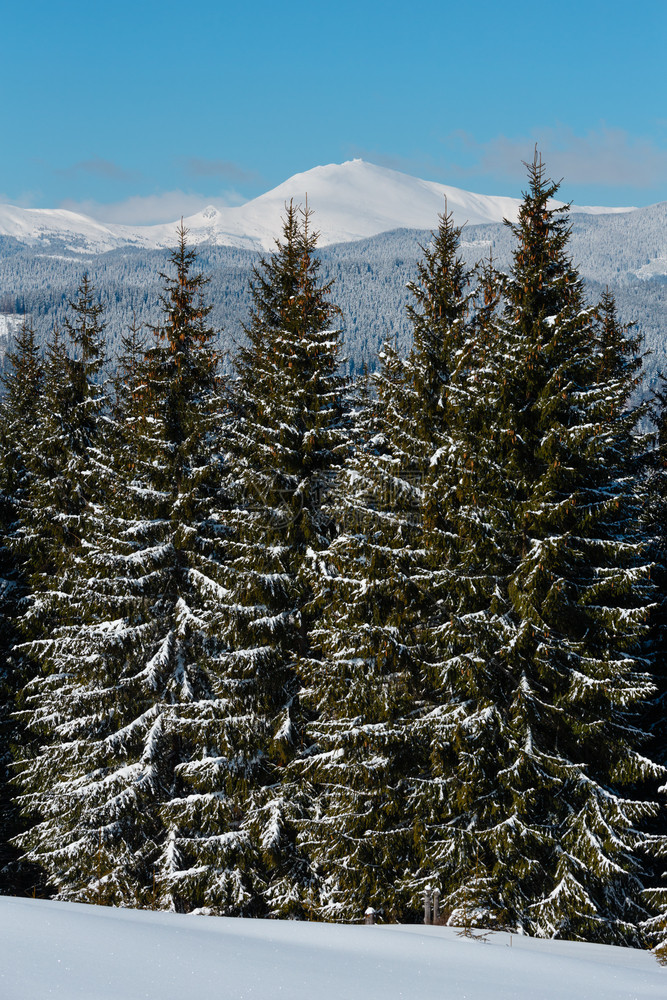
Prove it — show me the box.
[181,157,262,184]
[448,126,667,190]
[0,190,40,208]
[59,189,246,225]
[55,157,139,182]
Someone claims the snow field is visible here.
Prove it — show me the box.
[1,896,664,1000]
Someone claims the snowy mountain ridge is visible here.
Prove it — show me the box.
[0,159,638,254]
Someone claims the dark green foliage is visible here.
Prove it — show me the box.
[12,230,255,912]
[294,210,476,921]
[219,201,346,917]
[419,153,665,944]
[0,319,44,893]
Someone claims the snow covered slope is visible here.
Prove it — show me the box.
[1,896,664,1000]
[0,205,133,254]
[0,160,638,253]
[0,313,23,362]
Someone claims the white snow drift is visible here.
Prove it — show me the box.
[0,896,664,1000]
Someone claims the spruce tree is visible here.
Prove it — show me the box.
[418,153,666,944]
[642,359,667,959]
[13,231,253,912]
[218,200,346,917]
[293,209,476,922]
[397,249,507,914]
[17,275,107,639]
[7,282,108,898]
[0,319,44,893]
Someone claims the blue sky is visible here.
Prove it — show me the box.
[1,0,665,222]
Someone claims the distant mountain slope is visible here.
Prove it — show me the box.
[0,160,638,253]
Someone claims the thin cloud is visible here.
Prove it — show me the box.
[0,190,39,208]
[182,157,262,184]
[448,127,667,190]
[55,157,139,182]
[59,189,246,225]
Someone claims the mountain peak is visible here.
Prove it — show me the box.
[0,161,639,254]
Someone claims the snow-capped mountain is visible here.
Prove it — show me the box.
[0,160,637,254]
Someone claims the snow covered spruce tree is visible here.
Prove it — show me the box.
[419,153,666,944]
[292,209,477,922]
[14,228,259,912]
[0,319,44,892]
[642,330,667,777]
[16,276,108,641]
[395,249,512,914]
[642,361,667,959]
[218,201,347,917]
[9,282,108,899]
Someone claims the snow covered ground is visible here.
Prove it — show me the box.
[0,896,664,1000]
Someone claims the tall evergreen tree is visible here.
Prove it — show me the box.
[6,282,107,897]
[399,249,507,912]
[217,200,347,917]
[642,351,667,959]
[13,231,250,912]
[417,153,666,944]
[0,319,44,892]
[292,209,476,921]
[17,275,107,638]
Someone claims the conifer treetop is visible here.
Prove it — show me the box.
[147,222,219,453]
[504,148,580,325]
[0,317,44,424]
[242,199,340,357]
[63,272,106,375]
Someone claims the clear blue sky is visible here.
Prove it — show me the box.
[1,0,665,222]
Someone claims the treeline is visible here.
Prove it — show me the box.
[1,157,667,952]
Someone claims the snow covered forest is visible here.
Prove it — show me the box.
[1,179,667,393]
[1,155,667,955]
